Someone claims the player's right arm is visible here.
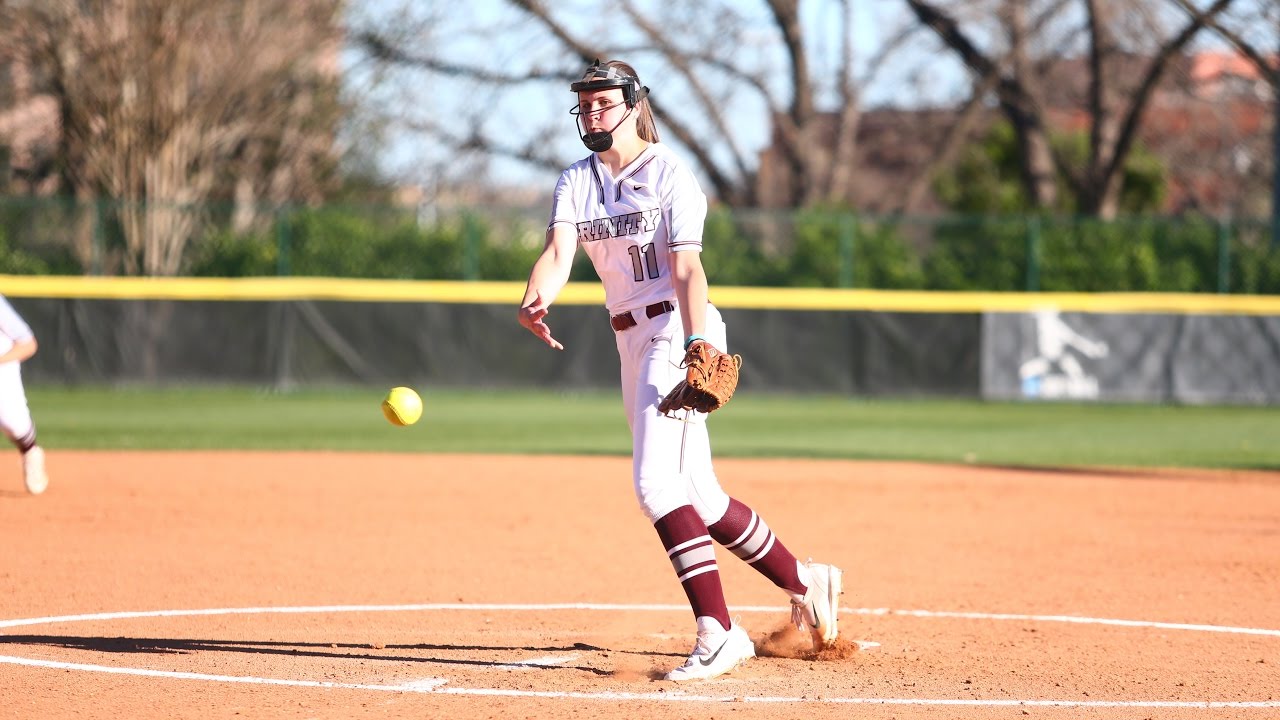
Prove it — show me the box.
[0,297,36,364]
[0,336,36,365]
[517,222,577,350]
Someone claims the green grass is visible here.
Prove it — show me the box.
[26,385,1280,470]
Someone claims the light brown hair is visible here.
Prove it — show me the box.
[599,60,659,143]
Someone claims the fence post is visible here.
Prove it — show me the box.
[1217,217,1231,294]
[1273,60,1279,250]
[463,212,480,281]
[1025,215,1042,292]
[91,198,106,276]
[838,212,856,288]
[275,206,292,277]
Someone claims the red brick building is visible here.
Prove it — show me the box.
[755,51,1276,217]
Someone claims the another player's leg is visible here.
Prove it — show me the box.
[22,442,47,495]
[0,392,46,495]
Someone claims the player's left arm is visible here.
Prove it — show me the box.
[671,250,708,348]
[664,162,711,350]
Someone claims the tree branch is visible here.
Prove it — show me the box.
[824,0,861,204]
[1168,0,1279,86]
[897,70,1001,215]
[1101,0,1236,190]
[1084,0,1119,199]
[907,0,1058,207]
[356,31,575,84]
[505,0,746,204]
[402,116,566,175]
[619,0,753,197]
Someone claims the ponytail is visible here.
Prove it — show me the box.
[598,60,660,144]
[635,100,660,143]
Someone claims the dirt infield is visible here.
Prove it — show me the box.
[2,451,1278,719]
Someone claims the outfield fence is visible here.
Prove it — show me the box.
[5,276,1280,405]
[1,196,1278,294]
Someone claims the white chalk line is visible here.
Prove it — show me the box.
[3,603,1278,638]
[494,653,580,670]
[0,655,1274,708]
[855,607,1280,637]
[1,603,1278,708]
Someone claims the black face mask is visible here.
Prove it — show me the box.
[579,105,634,153]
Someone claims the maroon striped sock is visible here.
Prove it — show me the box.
[14,429,36,454]
[653,505,731,630]
[709,498,807,597]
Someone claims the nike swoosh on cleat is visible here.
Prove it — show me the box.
[697,639,729,667]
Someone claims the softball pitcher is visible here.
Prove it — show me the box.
[517,60,842,682]
[0,294,48,495]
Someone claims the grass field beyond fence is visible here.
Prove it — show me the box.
[27,386,1280,470]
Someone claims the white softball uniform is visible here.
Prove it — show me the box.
[549,143,732,525]
[0,295,36,444]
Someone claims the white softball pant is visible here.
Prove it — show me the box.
[0,362,35,446]
[615,301,732,526]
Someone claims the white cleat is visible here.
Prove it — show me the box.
[664,617,756,682]
[23,446,48,495]
[792,561,843,649]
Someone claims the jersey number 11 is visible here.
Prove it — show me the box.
[628,242,659,282]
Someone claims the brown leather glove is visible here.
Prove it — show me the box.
[657,340,743,417]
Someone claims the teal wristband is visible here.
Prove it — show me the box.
[684,334,706,350]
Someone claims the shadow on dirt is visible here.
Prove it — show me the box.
[0,635,658,675]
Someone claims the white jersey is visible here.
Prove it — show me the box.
[0,292,37,456]
[0,295,33,356]
[548,142,706,315]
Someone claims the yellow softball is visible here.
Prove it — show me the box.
[381,386,423,426]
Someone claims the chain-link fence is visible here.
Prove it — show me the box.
[1,195,1277,293]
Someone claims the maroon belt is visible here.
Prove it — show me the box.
[610,300,675,332]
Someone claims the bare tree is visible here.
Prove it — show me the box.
[905,0,1238,219]
[1171,0,1279,229]
[353,0,911,209]
[4,0,342,275]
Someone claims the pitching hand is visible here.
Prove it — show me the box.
[518,291,564,350]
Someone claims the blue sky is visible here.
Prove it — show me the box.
[341,0,1276,198]
[342,0,971,194]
